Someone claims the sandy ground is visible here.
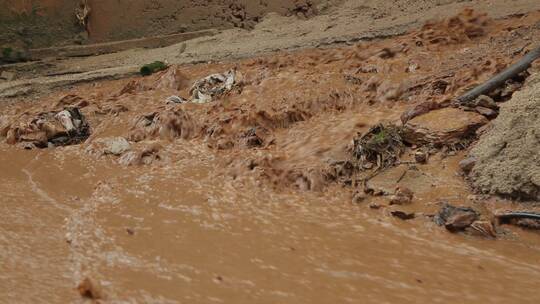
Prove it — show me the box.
[2,0,540,99]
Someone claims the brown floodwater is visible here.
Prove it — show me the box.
[2,10,540,303]
[2,141,540,303]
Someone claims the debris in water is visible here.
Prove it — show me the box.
[369,203,383,209]
[351,191,367,204]
[91,137,131,156]
[414,150,428,164]
[391,210,416,220]
[129,109,197,142]
[389,186,414,205]
[190,69,238,104]
[469,220,497,238]
[435,203,479,232]
[4,107,90,148]
[118,143,163,166]
[166,95,188,104]
[352,124,405,169]
[496,212,540,230]
[77,277,103,300]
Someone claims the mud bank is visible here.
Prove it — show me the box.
[0,0,324,48]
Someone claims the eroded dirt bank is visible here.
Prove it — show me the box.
[1,7,540,304]
[0,0,323,48]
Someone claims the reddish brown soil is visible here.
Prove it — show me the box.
[0,0,322,48]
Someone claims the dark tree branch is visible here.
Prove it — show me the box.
[457,45,540,103]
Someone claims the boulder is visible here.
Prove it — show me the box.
[95,137,131,155]
[435,203,479,232]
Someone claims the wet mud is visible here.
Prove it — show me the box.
[2,9,540,303]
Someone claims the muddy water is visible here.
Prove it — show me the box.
[3,10,540,303]
[2,142,540,303]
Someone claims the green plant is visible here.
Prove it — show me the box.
[2,47,13,59]
[140,61,168,76]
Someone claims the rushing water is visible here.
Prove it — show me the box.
[2,143,540,303]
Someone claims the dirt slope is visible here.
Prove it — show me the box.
[471,72,540,200]
[0,0,325,48]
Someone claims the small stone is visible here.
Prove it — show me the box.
[126,228,135,235]
[389,186,414,205]
[352,191,367,204]
[435,203,479,232]
[474,95,498,110]
[469,221,496,238]
[475,106,497,118]
[414,150,428,163]
[363,162,374,169]
[391,210,415,220]
[459,157,476,173]
[77,277,103,300]
[369,203,383,209]
[0,71,16,81]
[96,137,131,156]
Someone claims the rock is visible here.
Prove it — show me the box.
[77,277,103,300]
[459,157,476,173]
[166,95,188,104]
[369,203,383,209]
[400,101,441,124]
[469,220,497,238]
[402,108,488,146]
[435,203,479,232]
[475,106,497,118]
[0,71,16,81]
[389,186,414,205]
[352,191,367,204]
[390,210,415,220]
[414,150,428,163]
[98,137,131,155]
[473,95,499,110]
